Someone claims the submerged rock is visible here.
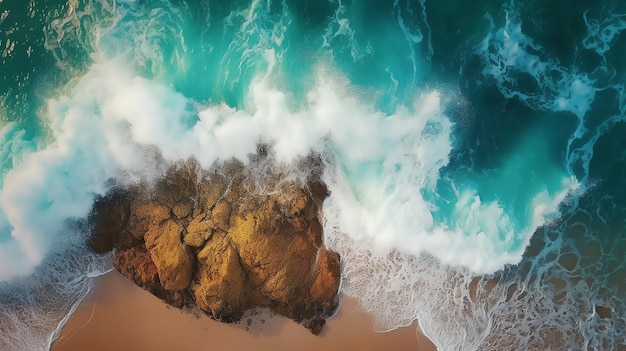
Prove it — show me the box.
[89,155,340,334]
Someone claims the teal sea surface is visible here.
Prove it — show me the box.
[1,0,626,349]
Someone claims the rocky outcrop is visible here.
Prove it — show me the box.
[89,155,340,334]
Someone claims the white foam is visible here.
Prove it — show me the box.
[479,10,598,119]
[583,11,626,56]
[476,5,616,188]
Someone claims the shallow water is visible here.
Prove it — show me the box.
[1,0,625,349]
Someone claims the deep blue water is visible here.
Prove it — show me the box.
[1,0,625,349]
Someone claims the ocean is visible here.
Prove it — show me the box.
[1,0,625,349]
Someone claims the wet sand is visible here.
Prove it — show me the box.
[51,271,437,351]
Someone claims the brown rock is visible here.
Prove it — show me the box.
[111,229,142,251]
[114,245,187,307]
[200,173,227,211]
[114,246,158,288]
[88,155,340,335]
[89,191,131,253]
[184,215,212,247]
[173,202,192,219]
[154,161,198,208]
[144,219,193,291]
[210,200,231,232]
[310,249,341,313]
[127,202,171,240]
[193,233,248,322]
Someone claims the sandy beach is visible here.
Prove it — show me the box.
[51,271,436,351]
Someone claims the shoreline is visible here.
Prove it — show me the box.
[51,270,437,351]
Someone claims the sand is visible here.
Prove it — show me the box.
[51,271,436,351]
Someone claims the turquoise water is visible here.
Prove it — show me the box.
[1,0,625,349]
